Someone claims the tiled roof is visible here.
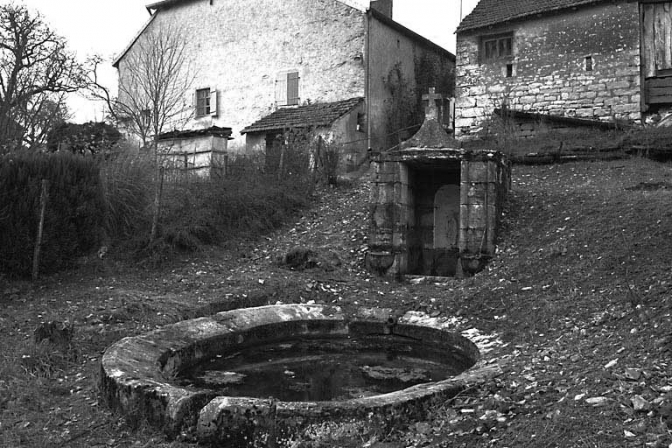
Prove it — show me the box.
[241,97,364,134]
[157,126,232,140]
[457,0,607,33]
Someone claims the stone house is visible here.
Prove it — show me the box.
[454,0,672,137]
[114,0,455,171]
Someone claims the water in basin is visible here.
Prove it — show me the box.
[177,335,472,402]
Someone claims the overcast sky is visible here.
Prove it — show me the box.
[14,0,479,122]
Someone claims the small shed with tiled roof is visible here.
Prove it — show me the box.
[242,97,366,173]
[241,98,364,135]
[453,0,672,139]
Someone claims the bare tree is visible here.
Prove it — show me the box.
[0,4,84,153]
[20,92,70,150]
[88,23,195,151]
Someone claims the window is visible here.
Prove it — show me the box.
[585,55,593,72]
[506,63,513,78]
[195,88,218,117]
[276,71,300,106]
[481,34,513,62]
[196,88,210,117]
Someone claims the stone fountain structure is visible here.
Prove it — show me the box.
[367,88,511,278]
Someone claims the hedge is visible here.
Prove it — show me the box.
[0,152,106,277]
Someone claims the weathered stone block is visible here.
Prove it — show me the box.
[608,80,631,89]
[465,183,497,205]
[580,91,597,99]
[456,97,477,108]
[460,107,485,118]
[455,118,475,128]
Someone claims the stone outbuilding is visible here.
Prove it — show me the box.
[156,126,232,177]
[454,0,672,138]
[114,0,456,170]
[241,97,365,173]
[367,89,510,278]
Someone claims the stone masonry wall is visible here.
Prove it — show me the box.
[119,0,367,151]
[455,1,641,138]
[367,151,509,278]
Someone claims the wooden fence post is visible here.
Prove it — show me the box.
[150,166,165,242]
[32,179,49,281]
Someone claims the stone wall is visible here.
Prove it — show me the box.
[458,157,510,273]
[455,0,641,138]
[119,0,367,151]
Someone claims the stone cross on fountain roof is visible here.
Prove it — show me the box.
[422,87,443,121]
[400,87,460,150]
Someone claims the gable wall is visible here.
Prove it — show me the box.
[455,1,641,138]
[368,17,455,151]
[119,0,367,151]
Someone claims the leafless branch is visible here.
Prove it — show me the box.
[0,4,85,152]
[111,22,196,150]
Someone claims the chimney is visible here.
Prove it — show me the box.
[370,0,393,18]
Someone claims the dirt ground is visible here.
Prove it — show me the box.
[2,156,672,447]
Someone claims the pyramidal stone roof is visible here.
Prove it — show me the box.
[241,97,364,134]
[457,0,607,33]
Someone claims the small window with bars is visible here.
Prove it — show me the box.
[276,71,300,106]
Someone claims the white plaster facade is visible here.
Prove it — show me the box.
[114,0,455,154]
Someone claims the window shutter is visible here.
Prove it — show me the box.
[287,71,300,106]
[210,89,218,117]
[275,74,288,106]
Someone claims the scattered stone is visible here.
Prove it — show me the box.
[282,246,341,271]
[604,359,618,369]
[283,247,319,270]
[586,397,609,406]
[414,422,431,434]
[632,395,651,412]
[624,368,642,381]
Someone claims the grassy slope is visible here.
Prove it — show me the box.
[2,157,672,447]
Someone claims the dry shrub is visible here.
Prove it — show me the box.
[95,136,315,260]
[98,149,155,242]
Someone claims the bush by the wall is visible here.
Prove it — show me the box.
[0,152,106,277]
[150,144,315,256]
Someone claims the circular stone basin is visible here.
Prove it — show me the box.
[100,304,498,446]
